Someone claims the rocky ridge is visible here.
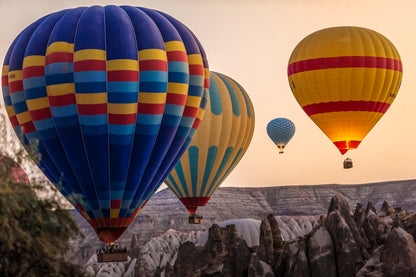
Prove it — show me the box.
[160,195,416,277]
[73,179,416,247]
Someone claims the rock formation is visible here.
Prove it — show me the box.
[160,194,416,277]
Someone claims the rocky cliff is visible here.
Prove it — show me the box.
[161,195,416,277]
[74,179,416,245]
[70,179,416,267]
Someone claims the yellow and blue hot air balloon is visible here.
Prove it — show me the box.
[288,26,402,158]
[164,71,255,222]
[2,6,209,242]
[267,118,295,154]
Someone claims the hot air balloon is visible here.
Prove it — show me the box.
[164,71,255,223]
[267,118,295,154]
[288,26,402,167]
[2,6,209,243]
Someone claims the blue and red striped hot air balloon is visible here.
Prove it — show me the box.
[2,5,209,243]
[288,26,402,156]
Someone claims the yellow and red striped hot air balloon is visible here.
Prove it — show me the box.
[288,26,402,156]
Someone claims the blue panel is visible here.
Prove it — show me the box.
[208,74,222,115]
[188,146,198,196]
[23,76,46,90]
[121,6,165,51]
[74,71,106,82]
[108,92,138,103]
[105,5,137,60]
[24,10,68,56]
[216,73,241,116]
[47,7,86,45]
[74,6,105,51]
[45,73,74,85]
[201,146,218,196]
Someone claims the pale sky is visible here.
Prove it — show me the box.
[1,0,416,189]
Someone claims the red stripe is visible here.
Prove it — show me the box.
[139,60,168,71]
[48,94,75,107]
[2,75,8,86]
[303,101,391,116]
[77,103,107,115]
[140,200,148,209]
[21,121,35,134]
[9,81,23,93]
[107,70,138,82]
[333,140,362,154]
[189,64,204,76]
[167,51,187,62]
[192,117,201,129]
[288,56,403,76]
[204,78,210,89]
[23,66,44,78]
[138,103,165,114]
[110,199,122,209]
[76,202,85,212]
[9,115,19,127]
[30,108,51,121]
[45,52,73,65]
[182,106,198,117]
[108,113,136,125]
[166,93,187,105]
[74,60,106,72]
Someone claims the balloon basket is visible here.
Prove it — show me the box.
[188,214,203,224]
[97,244,128,263]
[97,252,128,263]
[343,158,353,169]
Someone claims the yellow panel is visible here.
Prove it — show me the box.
[138,49,167,61]
[46,42,74,54]
[110,209,120,218]
[290,68,400,107]
[8,70,22,82]
[164,41,186,52]
[138,92,167,104]
[2,65,9,76]
[16,111,32,124]
[187,54,203,65]
[81,211,91,221]
[108,103,137,114]
[47,83,75,96]
[310,111,383,143]
[107,59,138,71]
[74,49,106,62]
[23,56,45,67]
[76,93,107,104]
[289,26,401,63]
[6,106,15,117]
[26,97,49,110]
[167,83,188,95]
[185,95,202,108]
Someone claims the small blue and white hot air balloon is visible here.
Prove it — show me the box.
[267,118,295,154]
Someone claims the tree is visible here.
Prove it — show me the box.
[0,108,86,276]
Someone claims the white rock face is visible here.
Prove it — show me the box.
[84,255,135,277]
[197,216,320,247]
[141,229,203,271]
[197,218,262,247]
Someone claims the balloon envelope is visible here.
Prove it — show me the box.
[2,6,209,242]
[288,26,402,154]
[267,118,295,153]
[165,71,255,214]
